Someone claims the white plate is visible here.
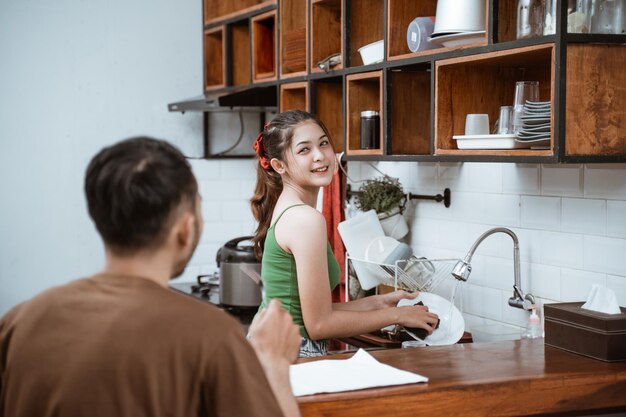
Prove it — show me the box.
[519,125,550,133]
[452,134,532,149]
[428,30,485,47]
[516,137,551,144]
[363,236,402,284]
[397,292,465,346]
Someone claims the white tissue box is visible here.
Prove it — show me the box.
[545,302,626,362]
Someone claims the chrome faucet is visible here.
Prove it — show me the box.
[451,227,536,310]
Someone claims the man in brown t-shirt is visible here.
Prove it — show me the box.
[0,137,301,417]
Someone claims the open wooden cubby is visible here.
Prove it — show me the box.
[346,71,384,156]
[435,44,554,156]
[204,26,226,90]
[387,0,489,61]
[310,0,343,73]
[252,10,277,82]
[347,0,384,67]
[280,82,309,112]
[387,0,437,61]
[389,66,431,155]
[311,77,344,153]
[204,0,275,25]
[565,44,626,157]
[280,0,307,78]
[230,21,251,86]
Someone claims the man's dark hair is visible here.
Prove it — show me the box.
[85,137,198,253]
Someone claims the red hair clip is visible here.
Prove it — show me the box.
[253,121,272,170]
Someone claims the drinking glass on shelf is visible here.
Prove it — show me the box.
[544,0,557,35]
[567,0,592,33]
[494,106,514,134]
[517,0,545,39]
[512,81,540,134]
[591,0,626,34]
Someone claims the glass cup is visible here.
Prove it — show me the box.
[465,114,490,136]
[517,0,544,39]
[494,106,513,134]
[402,340,428,348]
[567,0,592,33]
[543,0,557,35]
[512,81,540,134]
[591,0,626,34]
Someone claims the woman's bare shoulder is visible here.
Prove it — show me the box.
[274,204,326,244]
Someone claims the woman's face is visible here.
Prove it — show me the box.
[282,120,336,189]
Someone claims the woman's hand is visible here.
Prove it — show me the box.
[376,290,418,309]
[396,304,440,334]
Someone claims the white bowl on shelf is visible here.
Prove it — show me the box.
[433,0,486,34]
[358,40,384,65]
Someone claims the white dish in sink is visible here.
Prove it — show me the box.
[397,292,465,346]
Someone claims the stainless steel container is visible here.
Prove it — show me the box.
[216,237,262,308]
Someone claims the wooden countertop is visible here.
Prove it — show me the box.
[296,339,626,417]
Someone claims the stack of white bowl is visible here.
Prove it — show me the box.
[429,0,487,47]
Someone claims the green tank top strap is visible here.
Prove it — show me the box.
[270,204,307,229]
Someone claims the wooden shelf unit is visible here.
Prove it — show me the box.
[346,71,384,156]
[230,21,251,86]
[347,0,384,67]
[279,81,309,112]
[204,0,276,26]
[190,0,626,163]
[280,0,308,78]
[434,44,554,156]
[252,10,278,82]
[204,26,226,90]
[310,0,343,73]
[311,77,344,154]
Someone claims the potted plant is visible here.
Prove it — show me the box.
[354,176,409,239]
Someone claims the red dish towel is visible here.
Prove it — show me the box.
[322,160,347,303]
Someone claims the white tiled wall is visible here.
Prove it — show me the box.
[347,162,626,332]
[172,158,259,284]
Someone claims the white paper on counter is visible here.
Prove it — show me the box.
[289,348,428,397]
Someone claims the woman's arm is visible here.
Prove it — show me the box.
[276,207,438,340]
[332,290,417,312]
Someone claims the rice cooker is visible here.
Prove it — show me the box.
[216,236,262,308]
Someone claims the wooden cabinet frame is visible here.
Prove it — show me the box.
[189,0,626,163]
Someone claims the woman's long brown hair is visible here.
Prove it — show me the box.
[250,110,332,258]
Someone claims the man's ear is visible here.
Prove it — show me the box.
[176,212,195,248]
[270,158,285,174]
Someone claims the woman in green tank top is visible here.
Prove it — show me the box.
[250,110,439,357]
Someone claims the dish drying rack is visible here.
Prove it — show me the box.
[345,254,461,299]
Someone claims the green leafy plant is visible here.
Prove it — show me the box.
[354,176,405,216]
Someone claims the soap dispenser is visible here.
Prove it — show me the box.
[522,306,543,339]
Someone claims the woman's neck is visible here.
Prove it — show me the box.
[280,182,319,207]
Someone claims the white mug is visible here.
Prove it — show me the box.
[465,114,490,136]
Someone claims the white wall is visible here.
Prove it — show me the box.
[348,161,626,332]
[0,0,205,313]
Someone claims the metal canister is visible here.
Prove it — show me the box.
[360,110,380,149]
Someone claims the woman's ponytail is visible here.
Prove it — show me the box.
[250,164,282,258]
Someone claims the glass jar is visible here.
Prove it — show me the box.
[517,0,545,39]
[591,0,626,34]
[568,0,592,33]
[360,111,380,149]
[543,0,557,34]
